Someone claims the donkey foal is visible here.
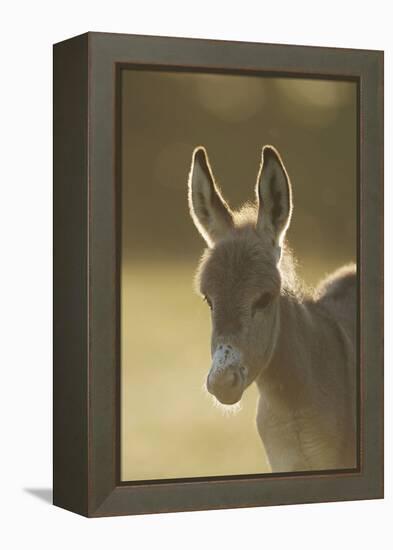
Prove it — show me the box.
[188,145,356,472]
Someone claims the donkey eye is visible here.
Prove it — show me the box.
[203,295,212,309]
[252,292,273,314]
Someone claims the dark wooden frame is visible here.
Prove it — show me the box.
[53,32,384,517]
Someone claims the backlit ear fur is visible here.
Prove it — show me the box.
[256,145,293,250]
[188,146,234,247]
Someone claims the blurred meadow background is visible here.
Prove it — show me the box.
[120,69,357,481]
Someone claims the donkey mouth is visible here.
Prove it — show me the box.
[212,389,244,405]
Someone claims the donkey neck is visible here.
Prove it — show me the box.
[256,293,322,405]
[256,289,347,407]
[254,289,354,472]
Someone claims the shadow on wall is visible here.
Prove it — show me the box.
[24,488,52,504]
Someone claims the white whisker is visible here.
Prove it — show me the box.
[211,396,242,416]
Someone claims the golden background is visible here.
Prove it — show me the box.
[120,70,357,481]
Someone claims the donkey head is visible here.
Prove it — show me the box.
[188,145,293,405]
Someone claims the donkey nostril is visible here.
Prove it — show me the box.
[230,371,239,387]
[222,369,241,388]
[219,371,235,387]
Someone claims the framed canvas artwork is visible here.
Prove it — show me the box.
[53,32,383,516]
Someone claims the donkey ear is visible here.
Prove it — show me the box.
[188,146,234,247]
[256,146,293,247]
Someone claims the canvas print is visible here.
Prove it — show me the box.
[119,70,357,481]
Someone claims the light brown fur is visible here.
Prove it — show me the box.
[188,145,357,472]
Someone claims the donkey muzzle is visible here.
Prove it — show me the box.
[206,345,247,405]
